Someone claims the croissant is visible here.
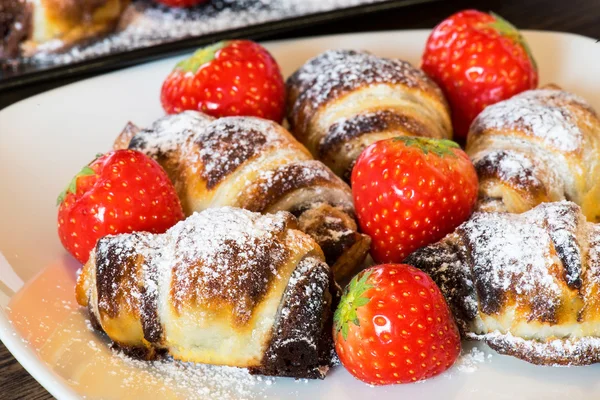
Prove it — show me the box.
[76,207,337,379]
[114,111,370,281]
[286,49,453,180]
[405,201,600,366]
[467,87,600,221]
[0,0,129,59]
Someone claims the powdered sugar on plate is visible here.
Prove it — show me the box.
[112,349,267,399]
[29,0,388,65]
[448,345,492,374]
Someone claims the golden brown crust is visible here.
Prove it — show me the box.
[297,204,371,281]
[405,202,600,366]
[77,208,337,378]
[237,160,352,214]
[169,213,293,326]
[467,88,600,221]
[122,112,369,280]
[286,49,452,180]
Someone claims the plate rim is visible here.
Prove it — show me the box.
[0,28,598,400]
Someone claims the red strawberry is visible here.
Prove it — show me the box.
[351,136,477,263]
[154,0,208,8]
[57,149,184,264]
[422,10,538,140]
[334,264,461,385]
[160,40,285,122]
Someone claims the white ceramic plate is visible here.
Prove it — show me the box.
[1,30,600,400]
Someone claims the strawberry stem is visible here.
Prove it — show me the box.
[334,270,373,340]
[176,41,229,74]
[56,166,95,206]
[393,136,460,157]
[488,11,538,71]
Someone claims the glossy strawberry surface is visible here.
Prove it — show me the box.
[334,264,461,385]
[422,9,538,140]
[57,149,184,263]
[161,40,285,122]
[351,136,478,263]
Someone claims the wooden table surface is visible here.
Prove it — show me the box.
[1,0,599,398]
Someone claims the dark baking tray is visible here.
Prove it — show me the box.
[0,0,437,93]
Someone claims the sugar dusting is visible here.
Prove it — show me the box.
[190,117,287,178]
[96,207,291,323]
[28,0,387,65]
[460,206,562,314]
[289,49,435,112]
[130,110,214,158]
[471,89,587,152]
[112,349,269,399]
[467,331,600,367]
[406,201,600,365]
[473,150,543,189]
[452,346,492,374]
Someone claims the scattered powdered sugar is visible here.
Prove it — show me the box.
[472,89,586,152]
[474,150,542,189]
[130,110,214,158]
[191,117,286,181]
[112,349,265,399]
[253,161,334,193]
[467,331,600,367]
[28,0,388,65]
[93,207,294,325]
[289,49,433,112]
[453,346,492,373]
[462,209,561,305]
[161,207,290,318]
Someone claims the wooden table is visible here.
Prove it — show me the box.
[1,0,599,398]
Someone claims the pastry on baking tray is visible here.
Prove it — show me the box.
[467,86,600,221]
[285,49,452,180]
[0,0,129,58]
[405,201,600,366]
[114,111,371,281]
[76,207,336,379]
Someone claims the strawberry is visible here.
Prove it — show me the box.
[154,0,208,7]
[334,264,461,385]
[422,10,538,140]
[57,149,184,264]
[351,136,477,263]
[160,40,285,122]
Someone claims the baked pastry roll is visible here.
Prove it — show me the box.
[0,0,129,58]
[405,201,600,366]
[467,87,600,221]
[115,111,371,281]
[76,207,336,379]
[286,49,452,179]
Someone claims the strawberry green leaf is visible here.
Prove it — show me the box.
[56,166,95,206]
[334,270,373,341]
[354,296,371,307]
[488,12,537,71]
[176,41,229,74]
[341,323,349,340]
[393,136,460,157]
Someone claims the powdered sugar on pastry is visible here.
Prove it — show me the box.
[289,49,438,111]
[460,208,562,316]
[129,111,214,158]
[472,89,585,152]
[405,201,600,366]
[467,331,600,366]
